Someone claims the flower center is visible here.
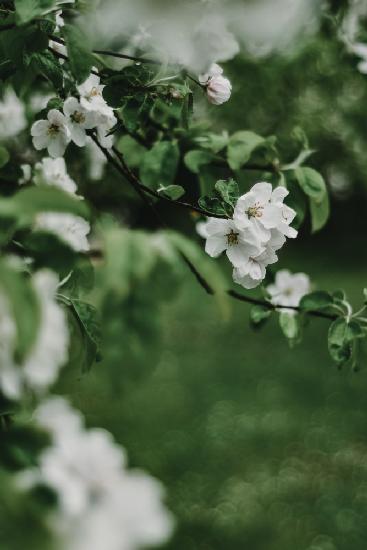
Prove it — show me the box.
[226,229,239,246]
[47,124,60,136]
[70,110,86,124]
[90,87,100,98]
[246,204,263,218]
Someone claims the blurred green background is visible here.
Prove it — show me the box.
[57,13,367,550]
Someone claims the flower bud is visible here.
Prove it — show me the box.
[206,75,232,105]
[199,63,232,106]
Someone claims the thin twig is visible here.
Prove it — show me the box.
[227,290,338,320]
[90,134,214,292]
[110,145,225,219]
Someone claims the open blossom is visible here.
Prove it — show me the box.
[35,212,90,252]
[204,218,263,269]
[267,269,311,313]
[199,63,232,105]
[20,397,174,550]
[233,182,297,242]
[0,271,69,400]
[63,97,96,147]
[34,157,77,194]
[233,230,285,289]
[31,109,70,158]
[0,88,26,139]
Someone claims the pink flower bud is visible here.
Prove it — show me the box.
[206,75,232,105]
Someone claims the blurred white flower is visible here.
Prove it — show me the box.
[86,138,107,180]
[24,397,174,550]
[34,157,77,194]
[35,212,90,252]
[63,97,96,147]
[0,271,69,400]
[31,109,71,158]
[19,164,32,186]
[0,88,26,140]
[267,269,311,313]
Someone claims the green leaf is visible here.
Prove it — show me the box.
[310,191,330,233]
[250,305,271,329]
[227,131,264,170]
[184,150,216,174]
[0,259,40,362]
[158,185,185,200]
[15,0,54,24]
[295,167,327,202]
[214,178,239,208]
[69,299,101,371]
[29,50,63,89]
[140,141,180,188]
[279,312,299,341]
[0,146,10,168]
[198,196,226,216]
[12,186,90,220]
[299,291,334,311]
[328,318,354,365]
[63,24,94,83]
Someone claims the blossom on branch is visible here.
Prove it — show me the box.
[63,97,96,147]
[31,109,71,158]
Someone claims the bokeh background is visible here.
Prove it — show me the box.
[55,8,367,549]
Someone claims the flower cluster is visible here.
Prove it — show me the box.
[0,271,69,400]
[201,182,298,289]
[19,397,174,550]
[31,71,116,158]
[199,63,232,105]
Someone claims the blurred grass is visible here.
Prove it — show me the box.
[58,21,367,548]
[58,222,367,550]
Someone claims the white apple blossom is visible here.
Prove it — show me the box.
[199,64,232,105]
[63,97,96,147]
[232,230,285,290]
[31,109,71,158]
[204,218,263,269]
[35,212,90,252]
[77,71,117,147]
[266,269,311,313]
[233,182,297,242]
[0,271,69,400]
[34,157,77,194]
[21,397,174,550]
[0,88,26,140]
